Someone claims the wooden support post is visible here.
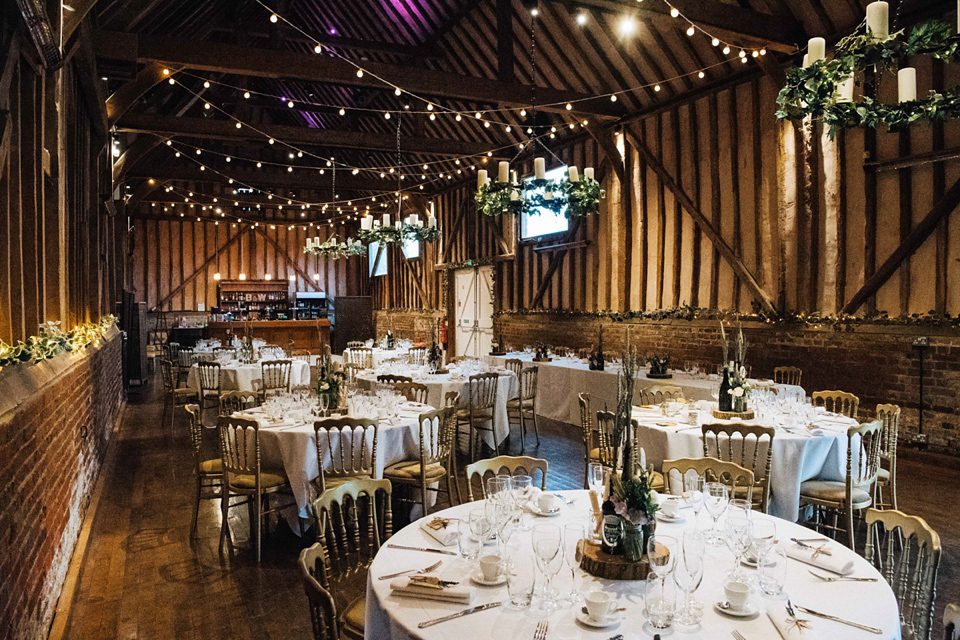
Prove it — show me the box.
[437,200,469,267]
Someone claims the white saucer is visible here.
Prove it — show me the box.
[714,600,759,618]
[656,512,685,524]
[575,610,622,628]
[471,571,506,586]
[528,505,562,517]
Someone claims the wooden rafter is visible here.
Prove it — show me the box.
[62,0,101,42]
[843,176,960,315]
[106,63,173,125]
[252,227,321,291]
[531,218,583,308]
[154,224,246,309]
[624,125,776,312]
[94,31,625,118]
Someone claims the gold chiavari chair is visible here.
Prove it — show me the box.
[444,390,460,408]
[159,358,198,428]
[313,417,379,494]
[346,341,365,349]
[638,385,684,406]
[875,404,901,511]
[701,423,775,513]
[408,346,428,365]
[594,410,664,490]
[176,348,195,386]
[259,359,293,400]
[291,349,312,362]
[579,393,605,489]
[217,416,298,562]
[312,479,392,640]
[456,372,500,461]
[219,390,259,416]
[577,347,592,360]
[773,366,802,386]
[196,361,222,426]
[184,404,223,539]
[344,347,373,369]
[465,455,548,501]
[799,420,883,553]
[298,543,340,640]
[944,603,960,640]
[377,374,412,385]
[507,366,540,449]
[552,346,570,357]
[662,457,755,503]
[812,390,860,419]
[384,407,458,516]
[166,341,181,362]
[394,381,429,404]
[504,358,524,385]
[865,509,941,640]
[341,362,361,384]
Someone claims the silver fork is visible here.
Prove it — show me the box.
[378,560,443,580]
[732,631,747,640]
[534,620,549,640]
[807,569,878,582]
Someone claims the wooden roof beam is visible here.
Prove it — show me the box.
[128,164,404,193]
[210,27,442,59]
[94,30,626,118]
[115,112,497,158]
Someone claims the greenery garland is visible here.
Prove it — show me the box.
[357,222,439,246]
[403,224,441,243]
[476,176,604,218]
[305,239,367,259]
[0,315,118,371]
[776,20,960,136]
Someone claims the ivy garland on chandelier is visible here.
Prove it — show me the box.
[777,20,960,136]
[304,237,367,259]
[475,174,605,219]
[356,221,440,246]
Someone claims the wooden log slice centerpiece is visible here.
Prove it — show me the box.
[580,541,651,581]
[712,408,755,420]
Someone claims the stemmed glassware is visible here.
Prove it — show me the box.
[531,524,564,613]
[512,475,534,530]
[674,530,705,625]
[750,518,777,565]
[703,482,729,545]
[724,512,754,581]
[647,534,678,582]
[683,472,705,536]
[561,523,585,606]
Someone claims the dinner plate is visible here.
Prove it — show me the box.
[655,513,685,524]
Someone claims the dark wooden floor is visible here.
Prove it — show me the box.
[61,376,959,639]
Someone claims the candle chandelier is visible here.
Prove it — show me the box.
[776,2,960,137]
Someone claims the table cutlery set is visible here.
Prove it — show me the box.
[417,602,502,628]
[378,560,442,580]
[387,543,458,556]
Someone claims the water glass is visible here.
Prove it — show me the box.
[645,572,676,630]
[468,508,493,551]
[458,514,482,560]
[758,545,788,597]
[750,519,777,564]
[683,472,704,534]
[725,514,753,580]
[506,552,536,609]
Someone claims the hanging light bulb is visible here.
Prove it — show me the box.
[270,13,278,22]
[686,25,695,36]
[243,91,250,99]
[611,94,618,102]
[356,69,364,78]
[670,7,679,17]
[203,81,210,88]
[698,71,705,79]
[314,44,322,53]
[339,107,345,115]
[712,37,720,46]
[722,45,731,55]
[455,113,462,121]
[520,109,527,117]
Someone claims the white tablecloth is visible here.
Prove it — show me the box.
[186,359,310,394]
[365,490,901,640]
[358,370,518,451]
[488,353,804,426]
[634,407,858,521]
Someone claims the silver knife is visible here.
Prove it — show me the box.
[418,602,502,628]
[386,544,458,556]
[795,606,883,634]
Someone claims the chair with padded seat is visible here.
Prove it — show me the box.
[259,359,293,400]
[465,455,548,501]
[394,381,429,404]
[313,417,379,494]
[159,358,198,428]
[874,404,901,511]
[507,366,540,450]
[593,410,664,491]
[456,372,499,462]
[773,366,802,386]
[504,358,524,379]
[196,361,223,426]
[812,390,859,419]
[662,457,755,504]
[219,390,259,416]
[185,404,223,539]
[638,385,684,406]
[298,542,340,640]
[312,479,393,640]
[865,508,941,640]
[799,419,883,553]
[701,423,775,513]
[217,416,298,561]
[384,407,457,516]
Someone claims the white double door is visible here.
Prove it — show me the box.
[454,266,494,358]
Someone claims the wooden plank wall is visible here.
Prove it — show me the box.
[374,63,960,318]
[0,35,120,344]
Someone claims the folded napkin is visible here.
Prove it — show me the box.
[420,517,459,546]
[766,602,819,639]
[389,577,473,604]
[785,544,853,576]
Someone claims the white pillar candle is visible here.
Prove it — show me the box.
[898,67,917,102]
[534,157,546,180]
[807,37,826,64]
[584,167,595,180]
[374,220,381,228]
[314,236,321,246]
[361,216,372,230]
[802,53,809,68]
[836,76,854,103]
[544,190,553,200]
[568,166,579,182]
[428,215,436,228]
[498,161,509,183]
[510,169,518,184]
[410,214,419,226]
[306,238,313,249]
[477,169,488,189]
[866,1,889,40]
[330,237,337,245]
[382,214,391,227]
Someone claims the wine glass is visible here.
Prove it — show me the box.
[674,530,705,625]
[531,524,563,613]
[468,508,494,557]
[729,498,752,519]
[647,534,678,581]
[512,475,534,531]
[562,523,585,606]
[318,393,330,417]
[703,482,729,546]
[724,513,754,580]
[683,472,705,536]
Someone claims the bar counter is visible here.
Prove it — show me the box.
[207,319,331,352]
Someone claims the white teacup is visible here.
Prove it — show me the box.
[537,493,557,513]
[723,580,751,611]
[584,591,617,621]
[660,497,680,519]
[479,554,502,581]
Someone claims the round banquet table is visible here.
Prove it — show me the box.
[186,359,310,394]
[365,490,901,640]
[633,407,859,522]
[357,369,518,451]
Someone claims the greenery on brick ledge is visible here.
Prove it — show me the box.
[494,305,960,330]
[0,315,118,371]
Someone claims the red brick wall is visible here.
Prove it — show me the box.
[0,334,124,640]
[373,309,444,342]
[496,313,960,455]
